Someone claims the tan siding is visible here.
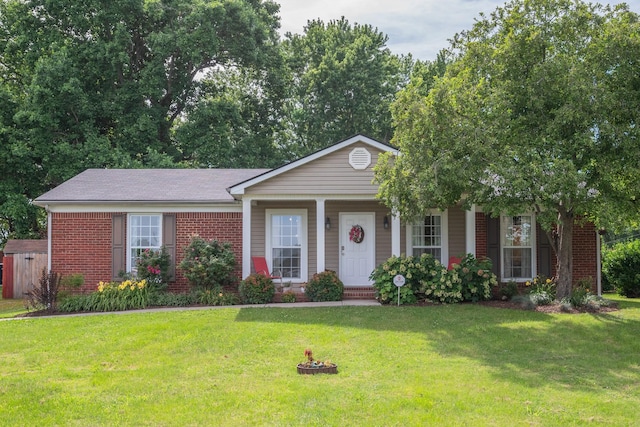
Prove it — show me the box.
[247,143,385,195]
[448,206,467,258]
[250,201,316,281]
[324,201,392,273]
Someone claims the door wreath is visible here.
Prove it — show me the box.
[349,224,365,243]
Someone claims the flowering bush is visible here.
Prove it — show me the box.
[305,270,344,302]
[179,235,237,289]
[454,254,496,302]
[525,275,556,305]
[58,279,149,312]
[239,273,275,304]
[136,247,172,292]
[370,253,495,304]
[193,287,240,306]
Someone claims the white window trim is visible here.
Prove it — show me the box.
[500,213,537,282]
[126,213,163,274]
[405,209,449,264]
[265,209,308,283]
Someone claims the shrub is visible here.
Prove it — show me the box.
[417,256,463,304]
[525,276,557,306]
[305,270,344,302]
[239,273,275,304]
[602,239,640,297]
[148,291,195,307]
[371,253,495,305]
[26,269,62,313]
[454,254,495,302]
[58,294,94,313]
[136,247,172,292]
[179,236,237,289]
[369,254,424,304]
[499,281,519,300]
[281,291,296,303]
[193,287,239,306]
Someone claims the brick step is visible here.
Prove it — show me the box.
[272,286,377,303]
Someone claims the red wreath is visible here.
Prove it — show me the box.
[349,224,365,243]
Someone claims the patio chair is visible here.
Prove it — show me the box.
[447,256,462,270]
[251,256,283,287]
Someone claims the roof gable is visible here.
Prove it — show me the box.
[229,134,397,195]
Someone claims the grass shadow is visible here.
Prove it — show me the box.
[234,302,640,393]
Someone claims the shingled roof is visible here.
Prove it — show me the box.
[34,169,270,204]
[4,239,48,254]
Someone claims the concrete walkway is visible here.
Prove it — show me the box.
[3,299,381,320]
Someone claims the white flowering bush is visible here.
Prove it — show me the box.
[370,253,495,304]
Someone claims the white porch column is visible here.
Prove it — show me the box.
[465,204,476,256]
[242,197,252,279]
[316,198,326,273]
[391,213,401,256]
[596,231,602,296]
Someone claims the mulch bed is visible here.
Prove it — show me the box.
[476,299,619,314]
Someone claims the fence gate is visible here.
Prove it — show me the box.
[12,253,48,297]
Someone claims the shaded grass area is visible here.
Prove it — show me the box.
[1,295,639,425]
[0,297,27,318]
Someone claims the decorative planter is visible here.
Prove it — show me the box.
[296,363,338,375]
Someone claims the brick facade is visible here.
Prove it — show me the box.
[474,213,598,289]
[51,211,243,294]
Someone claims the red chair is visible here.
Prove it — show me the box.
[447,256,462,270]
[252,257,282,285]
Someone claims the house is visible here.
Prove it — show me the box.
[33,135,601,297]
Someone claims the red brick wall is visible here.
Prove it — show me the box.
[51,212,115,293]
[572,221,598,288]
[50,211,243,294]
[172,212,243,293]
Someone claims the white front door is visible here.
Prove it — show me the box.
[339,213,375,286]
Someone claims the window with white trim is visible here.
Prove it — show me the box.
[128,214,162,274]
[501,214,535,280]
[266,210,307,281]
[407,211,448,263]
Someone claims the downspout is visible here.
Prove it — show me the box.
[596,231,602,297]
[46,205,52,272]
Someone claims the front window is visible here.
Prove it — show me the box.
[267,210,307,281]
[408,211,448,263]
[501,215,535,280]
[128,214,162,274]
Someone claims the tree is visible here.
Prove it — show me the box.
[375,0,640,299]
[281,17,410,156]
[0,0,281,244]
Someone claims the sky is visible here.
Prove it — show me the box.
[276,0,640,61]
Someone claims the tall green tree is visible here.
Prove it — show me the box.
[0,0,281,243]
[281,17,409,155]
[375,0,640,298]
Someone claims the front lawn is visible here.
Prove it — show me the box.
[1,295,639,426]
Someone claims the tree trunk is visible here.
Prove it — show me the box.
[555,209,574,300]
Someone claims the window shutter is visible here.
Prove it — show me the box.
[112,214,126,281]
[163,214,176,281]
[486,215,501,278]
[537,223,553,278]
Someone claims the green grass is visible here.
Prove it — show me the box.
[0,297,27,318]
[1,295,639,426]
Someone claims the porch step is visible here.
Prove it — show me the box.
[272,286,377,303]
[343,286,377,300]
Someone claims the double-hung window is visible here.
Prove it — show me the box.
[501,214,535,280]
[408,211,448,264]
[128,214,162,274]
[266,209,307,281]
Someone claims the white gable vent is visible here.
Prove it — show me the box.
[349,147,371,170]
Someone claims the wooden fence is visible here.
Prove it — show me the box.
[3,253,48,298]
